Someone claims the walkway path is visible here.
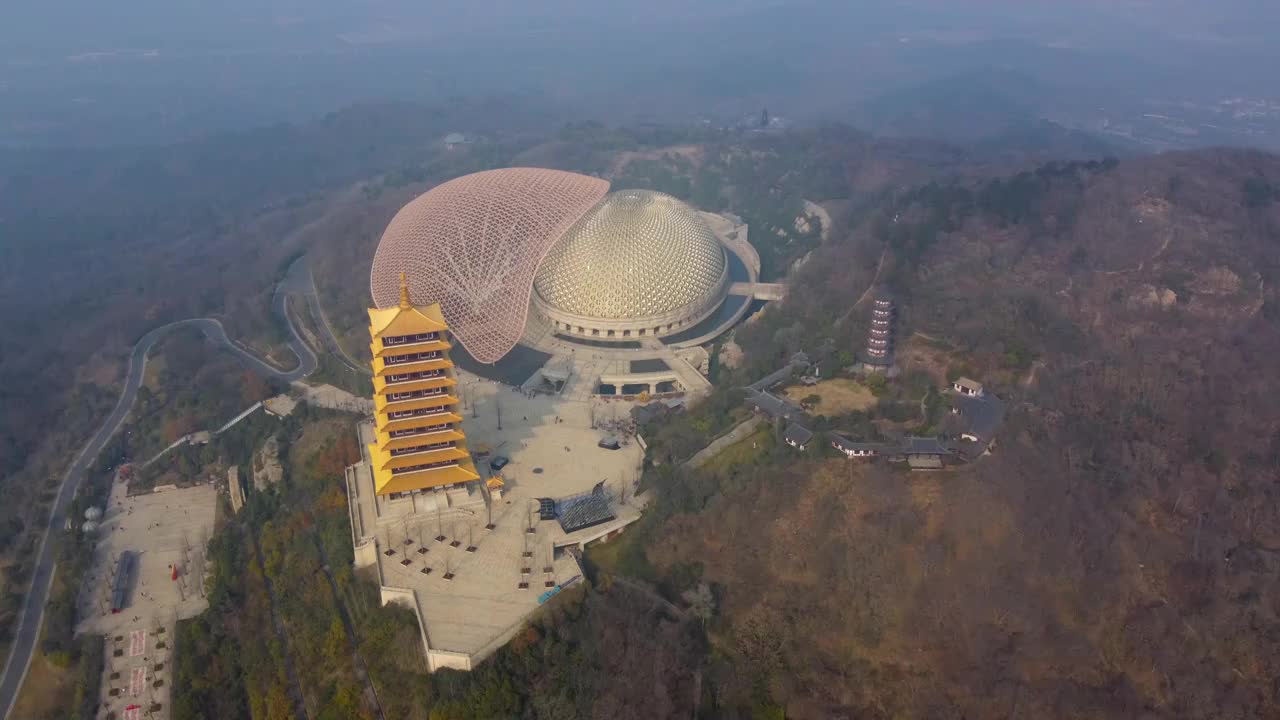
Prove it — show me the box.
[645,339,713,396]
[727,282,786,300]
[748,359,805,392]
[838,243,890,327]
[0,262,317,719]
[306,523,384,719]
[248,522,311,720]
[1097,232,1173,276]
[298,259,369,375]
[683,417,762,469]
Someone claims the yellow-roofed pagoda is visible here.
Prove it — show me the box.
[366,274,480,496]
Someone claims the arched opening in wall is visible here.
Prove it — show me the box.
[623,330,631,337]
[607,330,616,338]
[592,329,600,336]
[638,328,646,336]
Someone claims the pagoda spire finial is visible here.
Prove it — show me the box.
[398,272,412,309]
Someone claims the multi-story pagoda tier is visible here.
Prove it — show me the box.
[366,274,480,497]
[865,294,896,365]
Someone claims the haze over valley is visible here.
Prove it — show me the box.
[3,1,1280,149]
[2,3,1280,720]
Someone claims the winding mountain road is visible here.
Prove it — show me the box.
[0,259,317,719]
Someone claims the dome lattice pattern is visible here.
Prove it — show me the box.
[534,190,726,320]
[369,168,608,364]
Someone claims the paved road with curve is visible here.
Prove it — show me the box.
[0,259,316,718]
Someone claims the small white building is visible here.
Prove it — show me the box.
[953,377,985,397]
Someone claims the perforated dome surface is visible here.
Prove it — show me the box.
[533,190,727,320]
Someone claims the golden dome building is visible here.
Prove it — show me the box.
[370,170,744,366]
[532,190,729,342]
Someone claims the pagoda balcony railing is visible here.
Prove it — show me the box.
[385,351,443,366]
[390,440,456,458]
[386,408,454,423]
[389,423,452,439]
[383,332,440,347]
[391,459,459,476]
[386,388,448,406]
[386,369,444,385]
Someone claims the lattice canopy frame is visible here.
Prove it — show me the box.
[370,168,609,363]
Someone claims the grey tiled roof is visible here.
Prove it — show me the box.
[784,423,814,446]
[747,390,805,421]
[902,436,951,456]
[954,393,1004,442]
[830,434,888,453]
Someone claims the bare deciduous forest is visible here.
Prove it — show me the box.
[4,96,1280,718]
[626,148,1280,718]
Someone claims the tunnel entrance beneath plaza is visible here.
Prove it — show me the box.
[596,371,683,397]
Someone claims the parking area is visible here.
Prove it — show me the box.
[77,474,217,720]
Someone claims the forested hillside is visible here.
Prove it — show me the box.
[10,98,1274,718]
[299,134,1280,720]
[616,147,1280,718]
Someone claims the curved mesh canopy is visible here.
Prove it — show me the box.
[370,168,609,363]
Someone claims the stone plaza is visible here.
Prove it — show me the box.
[345,367,645,671]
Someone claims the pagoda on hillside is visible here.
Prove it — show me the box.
[863,290,896,370]
[366,274,479,497]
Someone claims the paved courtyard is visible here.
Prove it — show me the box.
[458,369,643,498]
[349,368,646,667]
[77,474,217,720]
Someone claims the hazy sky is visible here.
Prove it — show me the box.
[2,1,1277,147]
[5,1,1276,57]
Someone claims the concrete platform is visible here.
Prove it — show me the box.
[347,367,645,670]
[77,474,216,720]
[78,481,215,636]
